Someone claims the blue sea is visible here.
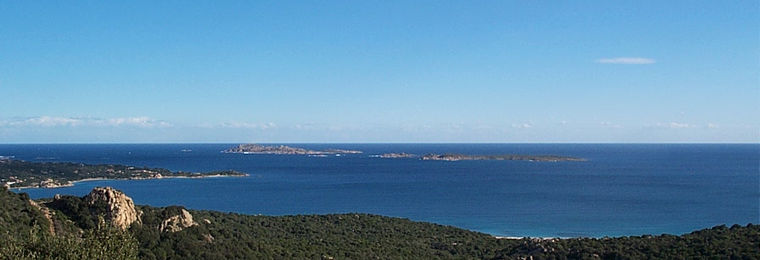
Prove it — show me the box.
[2,144,758,238]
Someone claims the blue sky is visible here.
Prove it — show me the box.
[1,1,757,143]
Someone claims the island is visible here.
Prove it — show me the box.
[376,152,417,158]
[222,144,362,155]
[0,159,248,189]
[420,153,586,162]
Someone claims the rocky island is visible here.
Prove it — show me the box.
[222,144,362,155]
[0,159,247,189]
[420,154,586,162]
[377,152,417,158]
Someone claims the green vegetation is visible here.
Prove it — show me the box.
[519,225,760,259]
[131,210,512,259]
[0,159,246,189]
[1,186,758,259]
[0,187,138,260]
[131,212,758,259]
[1,224,138,260]
[0,185,48,240]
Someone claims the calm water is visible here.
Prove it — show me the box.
[2,144,758,237]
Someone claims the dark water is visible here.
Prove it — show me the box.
[2,143,758,237]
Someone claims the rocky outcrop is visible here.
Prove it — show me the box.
[160,208,198,233]
[84,187,141,230]
[202,233,215,243]
[28,199,56,235]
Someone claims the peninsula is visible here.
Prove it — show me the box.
[0,159,247,189]
[222,144,362,155]
[420,154,586,162]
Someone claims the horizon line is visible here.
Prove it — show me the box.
[0,142,757,145]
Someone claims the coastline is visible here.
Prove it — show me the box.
[4,144,757,240]
[493,236,563,241]
[10,173,249,190]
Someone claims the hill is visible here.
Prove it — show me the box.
[1,186,758,259]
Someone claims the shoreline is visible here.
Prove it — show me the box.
[10,173,249,190]
[493,236,563,240]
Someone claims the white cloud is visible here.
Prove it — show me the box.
[472,124,493,130]
[511,123,533,129]
[101,117,172,128]
[0,116,84,127]
[218,122,277,130]
[600,121,622,128]
[707,123,719,129]
[596,57,656,65]
[0,116,172,128]
[656,122,694,129]
[293,123,315,130]
[18,116,83,127]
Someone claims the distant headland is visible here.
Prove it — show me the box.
[376,153,417,158]
[0,159,247,189]
[373,152,585,162]
[222,144,363,155]
[420,154,586,162]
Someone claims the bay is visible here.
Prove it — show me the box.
[2,143,757,238]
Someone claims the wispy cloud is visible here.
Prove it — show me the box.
[656,122,694,129]
[600,121,622,128]
[19,116,83,127]
[217,122,277,130]
[100,117,172,127]
[0,116,172,128]
[596,57,656,65]
[511,123,533,129]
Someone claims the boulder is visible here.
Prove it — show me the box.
[160,208,198,232]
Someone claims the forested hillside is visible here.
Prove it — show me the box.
[1,187,758,259]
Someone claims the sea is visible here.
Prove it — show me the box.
[2,143,758,238]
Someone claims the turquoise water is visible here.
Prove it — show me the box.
[3,144,758,237]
